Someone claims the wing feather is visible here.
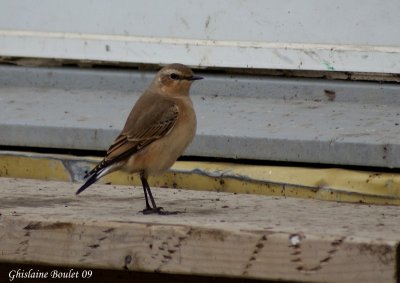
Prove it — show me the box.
[85,103,179,178]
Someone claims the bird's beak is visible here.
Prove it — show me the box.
[187,75,204,81]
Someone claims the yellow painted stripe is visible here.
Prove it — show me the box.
[0,151,399,205]
[0,153,71,182]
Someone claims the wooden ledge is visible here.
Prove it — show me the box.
[0,177,399,282]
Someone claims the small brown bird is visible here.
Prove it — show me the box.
[76,63,203,214]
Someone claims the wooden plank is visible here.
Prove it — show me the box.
[0,177,399,282]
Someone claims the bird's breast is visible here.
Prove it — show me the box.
[158,98,197,165]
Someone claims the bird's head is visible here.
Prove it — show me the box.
[152,63,203,96]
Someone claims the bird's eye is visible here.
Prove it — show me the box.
[169,73,180,80]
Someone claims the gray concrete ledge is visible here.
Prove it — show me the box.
[1,65,400,168]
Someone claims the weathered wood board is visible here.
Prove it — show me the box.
[0,177,399,282]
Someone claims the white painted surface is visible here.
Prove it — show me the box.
[0,0,399,72]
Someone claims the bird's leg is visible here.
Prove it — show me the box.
[140,173,163,214]
[139,173,182,215]
[141,181,151,211]
[144,181,158,209]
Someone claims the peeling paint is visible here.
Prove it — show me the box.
[323,61,335,71]
[1,151,400,205]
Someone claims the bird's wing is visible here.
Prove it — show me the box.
[85,102,179,178]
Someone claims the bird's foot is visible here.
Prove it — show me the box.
[141,207,182,215]
[142,206,164,215]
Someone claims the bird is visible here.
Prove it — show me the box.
[76,63,203,214]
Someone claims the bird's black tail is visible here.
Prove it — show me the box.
[76,172,100,195]
[76,161,117,195]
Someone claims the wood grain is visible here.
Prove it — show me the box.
[0,177,399,282]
